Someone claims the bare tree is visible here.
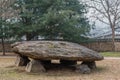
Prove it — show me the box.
[0,0,17,19]
[85,0,120,51]
[0,0,16,55]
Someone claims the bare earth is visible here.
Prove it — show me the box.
[0,57,120,80]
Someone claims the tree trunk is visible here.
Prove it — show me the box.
[111,27,115,51]
[26,33,33,41]
[1,37,5,56]
[26,33,38,41]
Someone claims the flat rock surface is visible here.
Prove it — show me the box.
[12,41,103,61]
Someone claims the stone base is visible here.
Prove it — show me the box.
[60,60,77,65]
[15,55,30,66]
[81,61,96,69]
[25,59,46,73]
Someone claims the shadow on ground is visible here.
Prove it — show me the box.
[5,63,108,77]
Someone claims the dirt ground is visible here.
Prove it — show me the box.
[0,57,120,80]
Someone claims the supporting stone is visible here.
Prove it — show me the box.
[25,59,46,73]
[15,55,30,66]
[75,64,91,74]
[81,61,96,69]
[60,60,77,65]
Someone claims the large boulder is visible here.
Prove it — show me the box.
[12,41,103,61]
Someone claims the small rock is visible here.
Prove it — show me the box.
[81,61,96,69]
[76,64,91,74]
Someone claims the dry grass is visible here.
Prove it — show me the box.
[0,58,120,80]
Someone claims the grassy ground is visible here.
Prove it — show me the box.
[0,58,120,80]
[101,52,120,57]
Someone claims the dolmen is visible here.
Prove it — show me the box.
[11,41,103,74]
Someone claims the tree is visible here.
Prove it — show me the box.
[86,0,120,51]
[39,0,90,42]
[0,19,5,55]
[12,0,43,40]
[12,0,91,42]
[0,0,16,55]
